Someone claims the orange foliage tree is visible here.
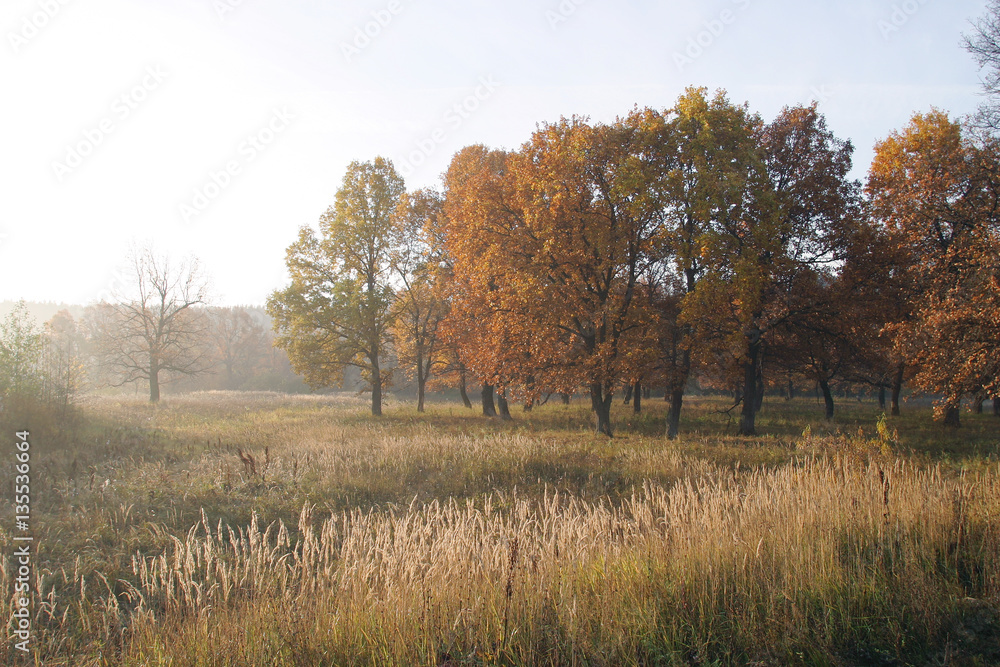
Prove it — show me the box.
[868,110,1000,425]
[442,115,664,435]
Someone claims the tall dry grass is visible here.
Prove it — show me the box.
[1,393,998,665]
[113,457,1000,665]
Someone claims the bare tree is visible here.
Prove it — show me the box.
[92,246,211,401]
[965,1,1000,131]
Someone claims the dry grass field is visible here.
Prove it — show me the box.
[1,391,999,665]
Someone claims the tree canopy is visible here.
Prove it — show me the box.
[267,94,998,435]
[268,158,405,416]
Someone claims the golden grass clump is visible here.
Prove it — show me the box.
[111,456,999,666]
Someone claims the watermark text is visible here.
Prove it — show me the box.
[12,430,33,653]
[178,107,294,223]
[8,0,73,54]
[51,65,168,183]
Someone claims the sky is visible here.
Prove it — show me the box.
[1,0,990,307]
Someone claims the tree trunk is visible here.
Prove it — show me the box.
[590,383,613,436]
[623,383,633,405]
[878,385,886,410]
[561,393,571,405]
[667,385,684,440]
[993,396,1000,417]
[370,357,382,417]
[754,359,765,413]
[667,345,692,439]
[972,396,984,414]
[149,364,160,403]
[890,364,904,416]
[225,361,236,390]
[819,378,835,420]
[416,371,426,413]
[497,391,512,421]
[943,403,961,428]
[739,333,762,436]
[643,386,650,399]
[458,373,472,408]
[786,378,794,401]
[632,381,642,414]
[481,384,497,417]
[523,399,534,412]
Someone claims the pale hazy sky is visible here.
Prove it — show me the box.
[1,0,989,306]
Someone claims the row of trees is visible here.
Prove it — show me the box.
[0,250,306,413]
[268,88,999,436]
[82,249,306,398]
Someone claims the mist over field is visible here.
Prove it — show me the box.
[3,0,1000,664]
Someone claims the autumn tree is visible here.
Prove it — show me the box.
[440,145,527,418]
[868,111,1000,426]
[837,216,914,415]
[427,344,475,408]
[768,270,868,421]
[389,188,449,412]
[268,158,404,416]
[684,102,862,435]
[90,247,211,402]
[414,180,477,409]
[443,115,664,436]
[653,87,763,438]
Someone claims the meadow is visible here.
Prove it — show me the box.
[1,391,998,666]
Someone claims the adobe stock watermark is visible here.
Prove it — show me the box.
[877,0,932,41]
[12,430,33,654]
[178,107,294,224]
[211,0,254,21]
[673,0,752,73]
[398,76,500,179]
[546,0,587,31]
[810,85,835,106]
[51,65,168,183]
[94,265,130,304]
[8,0,73,54]
[340,0,404,62]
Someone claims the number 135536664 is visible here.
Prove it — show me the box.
[15,430,30,530]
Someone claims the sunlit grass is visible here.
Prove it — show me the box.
[1,391,998,665]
